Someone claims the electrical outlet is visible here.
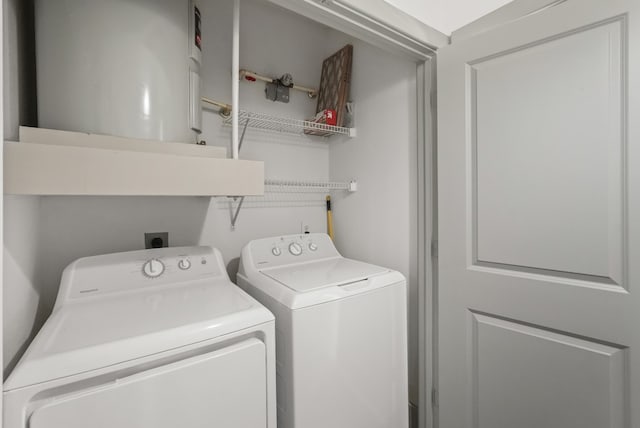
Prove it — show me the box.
[145,232,169,249]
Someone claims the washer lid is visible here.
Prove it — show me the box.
[261,257,389,292]
[4,280,273,390]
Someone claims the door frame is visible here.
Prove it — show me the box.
[417,57,438,428]
[1,0,5,423]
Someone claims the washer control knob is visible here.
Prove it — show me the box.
[142,259,165,278]
[288,242,303,256]
[309,243,318,251]
[272,247,282,256]
[178,258,191,270]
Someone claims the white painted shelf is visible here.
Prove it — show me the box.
[4,127,264,196]
[224,110,356,138]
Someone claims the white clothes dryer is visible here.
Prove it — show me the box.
[4,246,276,428]
[237,233,408,428]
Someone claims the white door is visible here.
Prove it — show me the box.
[438,1,638,427]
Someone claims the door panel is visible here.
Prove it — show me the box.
[471,313,626,428]
[438,1,638,427]
[473,18,624,284]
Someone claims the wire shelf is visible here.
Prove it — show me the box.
[219,179,356,228]
[218,194,325,209]
[223,110,354,137]
[265,179,356,193]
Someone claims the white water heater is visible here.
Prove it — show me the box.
[35,0,202,142]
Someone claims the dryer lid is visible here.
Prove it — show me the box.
[260,258,388,292]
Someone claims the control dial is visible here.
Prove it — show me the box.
[272,247,282,256]
[288,242,303,256]
[309,243,318,251]
[143,259,165,278]
[178,258,191,270]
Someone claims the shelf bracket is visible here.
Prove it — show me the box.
[238,114,250,153]
[228,196,245,230]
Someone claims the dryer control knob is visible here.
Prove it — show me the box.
[288,242,303,256]
[272,247,282,256]
[309,243,318,251]
[142,259,165,278]
[178,258,191,270]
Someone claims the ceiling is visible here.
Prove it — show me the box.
[383,0,514,35]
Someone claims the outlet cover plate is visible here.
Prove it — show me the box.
[145,232,169,249]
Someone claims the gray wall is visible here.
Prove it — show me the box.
[327,32,419,402]
[3,0,39,378]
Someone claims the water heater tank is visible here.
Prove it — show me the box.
[35,0,202,143]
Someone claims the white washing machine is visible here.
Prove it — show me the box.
[237,233,408,428]
[4,246,276,428]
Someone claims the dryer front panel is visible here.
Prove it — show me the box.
[27,339,267,428]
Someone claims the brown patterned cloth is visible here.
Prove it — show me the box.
[305,45,353,136]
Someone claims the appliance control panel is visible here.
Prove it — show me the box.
[59,246,224,303]
[246,233,341,269]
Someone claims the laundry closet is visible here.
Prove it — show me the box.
[6,0,639,427]
[3,0,439,426]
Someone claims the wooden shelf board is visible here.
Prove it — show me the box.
[4,141,264,196]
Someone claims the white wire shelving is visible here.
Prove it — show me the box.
[224,179,357,229]
[264,179,357,193]
[223,110,356,138]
